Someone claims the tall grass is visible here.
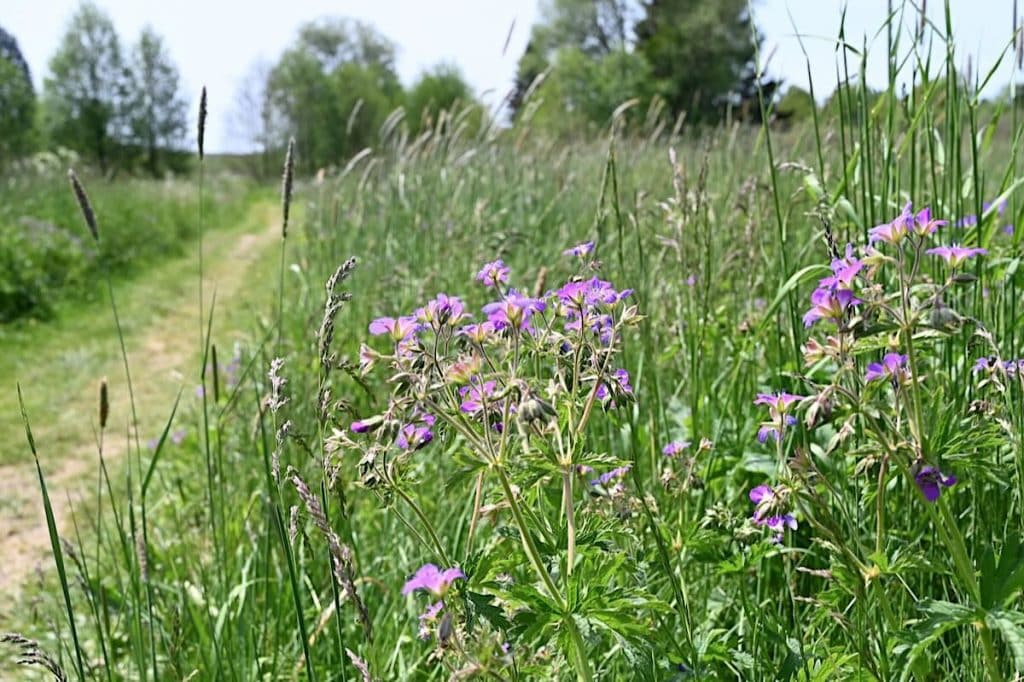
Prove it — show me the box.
[7,2,1024,680]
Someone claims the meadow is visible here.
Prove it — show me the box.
[5,9,1024,682]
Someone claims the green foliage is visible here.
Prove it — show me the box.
[634,0,763,122]
[0,26,36,163]
[511,0,771,130]
[405,63,475,135]
[10,3,1024,682]
[125,27,189,176]
[266,18,404,170]
[0,170,254,321]
[776,86,816,124]
[43,1,127,173]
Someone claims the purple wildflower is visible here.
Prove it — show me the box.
[459,380,498,414]
[914,465,957,502]
[926,244,987,268]
[476,259,510,287]
[596,368,632,408]
[402,564,465,597]
[417,293,468,326]
[590,465,631,487]
[458,321,497,344]
[171,429,187,445]
[749,484,797,542]
[483,290,546,332]
[662,440,691,457]
[868,204,914,244]
[351,420,370,434]
[909,206,946,237]
[562,240,595,257]
[865,352,910,384]
[818,245,864,289]
[754,393,803,443]
[803,287,861,327]
[396,423,433,451]
[369,315,422,342]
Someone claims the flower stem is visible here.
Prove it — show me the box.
[563,468,576,575]
[494,465,593,682]
[393,484,452,567]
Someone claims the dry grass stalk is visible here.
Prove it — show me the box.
[1,633,68,681]
[198,86,208,160]
[282,137,296,237]
[67,169,99,243]
[290,472,372,640]
[99,377,109,429]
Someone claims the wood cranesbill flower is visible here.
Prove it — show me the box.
[754,392,804,442]
[402,563,465,597]
[749,484,797,542]
[909,206,947,237]
[802,287,861,328]
[476,259,510,287]
[662,441,690,457]
[864,352,910,384]
[925,244,987,268]
[459,380,498,414]
[913,465,957,502]
[416,293,468,326]
[368,315,422,342]
[562,240,595,257]
[483,290,546,332]
[868,204,914,245]
[396,423,433,451]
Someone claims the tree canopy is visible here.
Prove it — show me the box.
[510,0,774,132]
[0,25,36,161]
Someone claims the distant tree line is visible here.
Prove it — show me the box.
[0,0,837,176]
[0,2,188,175]
[507,0,784,135]
[231,18,480,176]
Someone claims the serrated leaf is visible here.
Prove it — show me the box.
[987,611,1024,673]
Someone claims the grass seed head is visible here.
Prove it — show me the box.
[282,137,296,238]
[198,86,208,160]
[67,169,99,243]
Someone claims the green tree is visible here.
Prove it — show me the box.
[267,18,403,170]
[510,0,650,130]
[125,27,188,175]
[634,0,765,123]
[406,64,475,134]
[0,26,37,162]
[43,1,128,172]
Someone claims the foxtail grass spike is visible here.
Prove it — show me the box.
[198,86,208,160]
[67,169,98,243]
[282,137,295,238]
[99,377,109,430]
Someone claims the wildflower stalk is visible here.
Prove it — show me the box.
[391,483,452,567]
[493,464,593,682]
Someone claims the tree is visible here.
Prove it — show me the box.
[229,58,281,177]
[266,19,403,170]
[43,1,128,172]
[125,27,188,175]
[406,64,476,134]
[634,0,764,123]
[0,26,36,161]
[509,0,649,129]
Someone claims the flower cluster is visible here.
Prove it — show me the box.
[749,484,797,543]
[803,245,864,328]
[754,392,804,443]
[402,563,465,640]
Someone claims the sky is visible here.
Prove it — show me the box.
[5,1,1022,153]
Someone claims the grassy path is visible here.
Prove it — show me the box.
[0,196,281,602]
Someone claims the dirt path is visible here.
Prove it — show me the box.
[0,200,280,602]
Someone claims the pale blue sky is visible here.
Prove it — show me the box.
[5,1,1021,152]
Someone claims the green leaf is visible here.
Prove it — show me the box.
[897,600,974,681]
[986,611,1024,673]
